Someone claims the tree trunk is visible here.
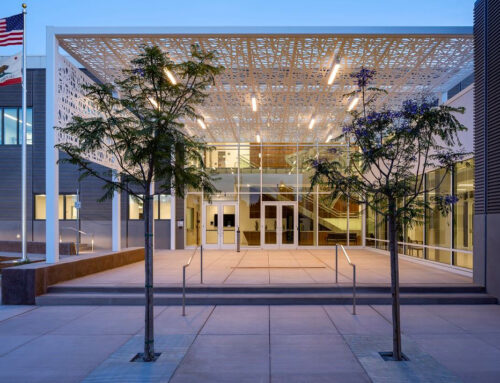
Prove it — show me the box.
[143,191,155,361]
[388,198,402,361]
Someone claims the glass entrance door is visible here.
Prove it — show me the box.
[262,202,297,248]
[203,202,238,249]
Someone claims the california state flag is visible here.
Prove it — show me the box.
[0,53,21,87]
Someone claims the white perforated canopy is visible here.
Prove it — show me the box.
[54,27,473,143]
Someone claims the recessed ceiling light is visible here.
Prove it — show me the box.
[164,68,177,85]
[347,97,359,111]
[252,95,257,112]
[327,63,341,85]
[197,118,207,129]
[256,134,261,143]
[148,97,159,109]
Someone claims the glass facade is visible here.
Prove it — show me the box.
[365,159,475,270]
[186,142,474,270]
[453,159,474,269]
[187,142,361,248]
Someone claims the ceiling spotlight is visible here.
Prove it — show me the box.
[251,95,257,112]
[347,97,359,111]
[197,118,207,130]
[148,97,159,109]
[256,134,261,143]
[308,118,316,130]
[164,68,177,85]
[327,63,341,85]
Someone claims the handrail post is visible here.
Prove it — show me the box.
[335,244,338,284]
[352,264,356,315]
[200,245,203,284]
[182,266,186,316]
[236,228,240,252]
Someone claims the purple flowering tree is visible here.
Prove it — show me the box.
[56,45,223,361]
[310,68,468,360]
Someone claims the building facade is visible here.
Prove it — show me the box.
[473,0,500,296]
[0,27,476,277]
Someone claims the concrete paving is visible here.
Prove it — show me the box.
[55,248,472,287]
[0,304,499,382]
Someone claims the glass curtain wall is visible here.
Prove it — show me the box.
[365,159,475,270]
[186,142,359,248]
[453,159,474,268]
[426,168,452,264]
[186,142,474,269]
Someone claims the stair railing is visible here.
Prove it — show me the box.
[182,245,203,316]
[335,244,356,315]
[60,227,94,254]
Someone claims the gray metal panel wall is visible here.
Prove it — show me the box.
[474,0,500,297]
[474,0,486,216]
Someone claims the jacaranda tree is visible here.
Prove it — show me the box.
[56,45,223,361]
[309,68,467,360]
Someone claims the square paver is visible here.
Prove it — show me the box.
[271,306,338,335]
[410,332,500,382]
[170,334,269,382]
[271,334,370,382]
[0,334,129,383]
[201,305,269,335]
[0,306,96,335]
[155,305,214,335]
[324,305,392,335]
[52,305,149,335]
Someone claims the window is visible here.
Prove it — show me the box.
[34,194,77,220]
[129,195,143,220]
[129,194,171,220]
[1,107,33,145]
[425,168,452,264]
[453,159,474,269]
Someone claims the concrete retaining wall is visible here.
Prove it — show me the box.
[1,247,144,305]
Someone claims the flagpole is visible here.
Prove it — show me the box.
[20,3,28,263]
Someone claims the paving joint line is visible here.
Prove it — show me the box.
[186,251,225,283]
[307,249,351,282]
[0,305,102,358]
[321,305,374,383]
[292,251,317,283]
[0,305,38,325]
[168,305,216,382]
[222,250,247,284]
[268,304,272,383]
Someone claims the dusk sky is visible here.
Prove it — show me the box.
[1,0,475,55]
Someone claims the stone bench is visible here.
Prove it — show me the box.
[1,247,144,305]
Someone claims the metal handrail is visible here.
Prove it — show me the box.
[335,244,356,315]
[60,228,95,253]
[182,245,203,316]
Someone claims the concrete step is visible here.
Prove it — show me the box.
[46,284,486,295]
[36,291,497,306]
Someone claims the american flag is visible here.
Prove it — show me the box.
[0,14,23,47]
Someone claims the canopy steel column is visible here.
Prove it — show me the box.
[45,29,59,263]
[112,171,121,251]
